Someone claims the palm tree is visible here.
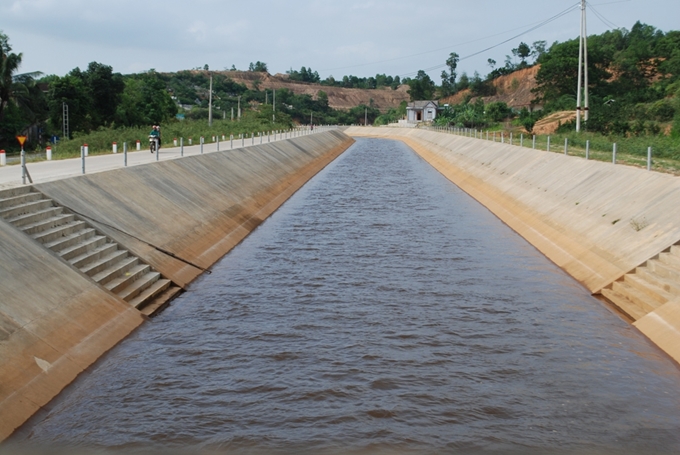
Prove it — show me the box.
[0,31,42,123]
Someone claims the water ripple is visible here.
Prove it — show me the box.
[13,138,680,455]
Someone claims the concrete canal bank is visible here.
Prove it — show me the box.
[0,131,354,440]
[347,126,680,364]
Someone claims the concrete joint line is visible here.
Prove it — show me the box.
[64,206,210,279]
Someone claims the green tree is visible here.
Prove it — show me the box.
[440,52,459,97]
[48,75,92,135]
[512,42,532,67]
[407,70,435,101]
[248,61,268,72]
[80,62,124,126]
[0,31,42,124]
[533,38,611,109]
[485,101,511,122]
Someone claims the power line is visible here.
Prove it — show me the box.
[317,9,580,74]
[587,2,620,29]
[398,2,581,78]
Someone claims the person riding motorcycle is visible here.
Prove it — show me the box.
[149,125,161,152]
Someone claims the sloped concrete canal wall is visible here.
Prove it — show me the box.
[347,126,680,364]
[0,131,354,440]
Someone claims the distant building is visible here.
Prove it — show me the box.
[407,100,439,123]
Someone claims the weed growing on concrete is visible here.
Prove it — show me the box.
[630,217,649,231]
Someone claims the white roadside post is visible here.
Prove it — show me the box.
[46,146,52,160]
[0,150,5,166]
[647,147,652,171]
[124,142,128,166]
[113,142,118,154]
[136,140,141,151]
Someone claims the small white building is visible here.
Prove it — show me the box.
[406,100,439,123]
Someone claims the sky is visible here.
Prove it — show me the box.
[1,0,678,81]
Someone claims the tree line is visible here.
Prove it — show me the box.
[431,22,680,137]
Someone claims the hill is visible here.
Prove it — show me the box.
[210,70,410,112]
[440,66,540,110]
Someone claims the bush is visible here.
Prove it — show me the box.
[648,100,675,121]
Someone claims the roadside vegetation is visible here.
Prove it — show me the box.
[1,21,679,170]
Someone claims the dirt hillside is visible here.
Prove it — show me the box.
[219,71,410,112]
[441,66,540,109]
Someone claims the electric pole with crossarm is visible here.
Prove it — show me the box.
[576,0,589,132]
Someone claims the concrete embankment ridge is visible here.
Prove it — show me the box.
[346,126,680,364]
[0,131,354,440]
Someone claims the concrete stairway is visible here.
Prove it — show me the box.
[601,245,680,321]
[0,186,180,315]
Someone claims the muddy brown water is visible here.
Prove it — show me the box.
[10,138,680,454]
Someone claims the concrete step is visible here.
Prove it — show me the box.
[658,252,680,269]
[636,268,680,297]
[119,271,161,302]
[21,214,76,236]
[623,273,672,305]
[648,260,680,282]
[0,191,43,210]
[57,235,108,261]
[105,264,151,294]
[611,281,662,314]
[91,256,139,286]
[32,220,88,244]
[0,186,32,200]
[8,206,63,227]
[601,288,649,321]
[0,199,53,220]
[70,243,119,269]
[139,285,182,316]
[43,227,95,251]
[80,249,130,277]
[129,279,173,310]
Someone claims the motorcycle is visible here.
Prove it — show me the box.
[149,135,159,153]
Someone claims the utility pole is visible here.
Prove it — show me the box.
[576,0,589,132]
[273,89,276,123]
[310,111,313,126]
[208,74,213,127]
[365,107,368,126]
[237,96,241,121]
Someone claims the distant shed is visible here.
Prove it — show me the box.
[407,100,439,123]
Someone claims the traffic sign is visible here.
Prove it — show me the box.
[16,136,27,147]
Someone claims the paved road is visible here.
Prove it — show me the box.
[0,129,326,189]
